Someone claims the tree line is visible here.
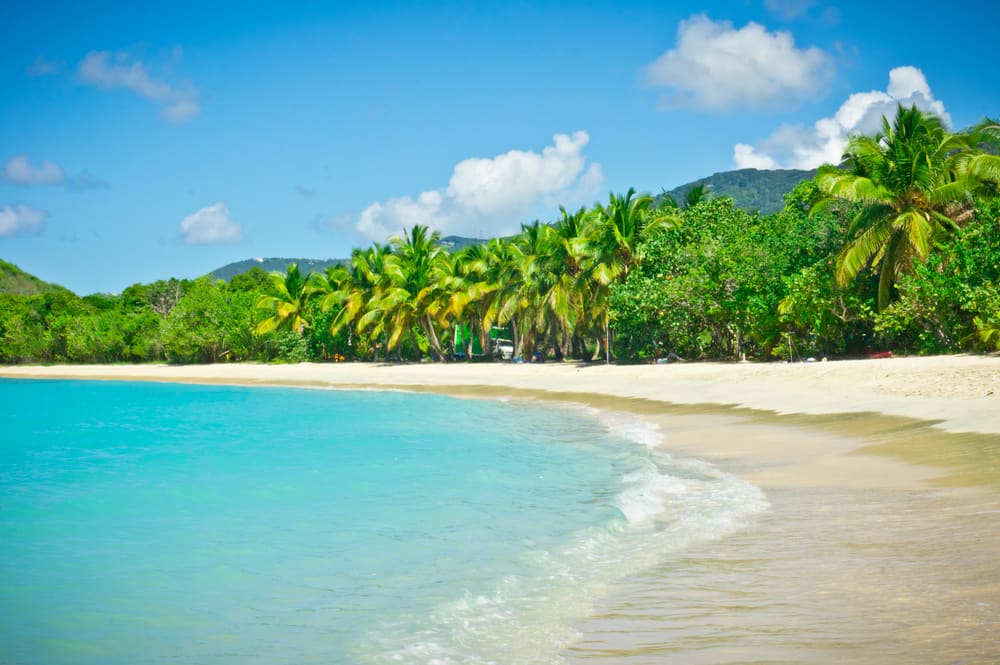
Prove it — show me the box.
[2,105,998,365]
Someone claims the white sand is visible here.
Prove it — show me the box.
[3,355,998,434]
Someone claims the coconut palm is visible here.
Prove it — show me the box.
[482,237,527,358]
[816,105,1000,308]
[445,242,494,359]
[364,224,450,360]
[684,182,711,209]
[255,263,318,335]
[585,189,680,359]
[539,206,592,359]
[588,188,679,284]
[319,244,390,337]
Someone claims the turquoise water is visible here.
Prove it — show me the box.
[0,379,766,664]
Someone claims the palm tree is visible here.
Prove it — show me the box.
[816,105,1000,308]
[319,244,391,348]
[586,189,680,359]
[588,188,679,284]
[540,206,591,359]
[255,263,318,335]
[482,237,527,358]
[684,182,711,209]
[445,242,494,360]
[365,224,450,360]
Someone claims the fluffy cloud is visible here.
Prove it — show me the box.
[179,203,243,245]
[2,155,108,190]
[354,131,604,242]
[0,155,66,185]
[2,155,65,185]
[644,14,834,110]
[78,50,200,123]
[0,203,47,236]
[733,66,950,170]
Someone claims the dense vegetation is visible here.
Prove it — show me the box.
[663,167,815,215]
[2,106,998,365]
[0,259,73,297]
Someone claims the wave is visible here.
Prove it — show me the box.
[363,409,769,664]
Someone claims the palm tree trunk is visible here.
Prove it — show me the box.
[422,314,445,361]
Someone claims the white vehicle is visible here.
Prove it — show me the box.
[493,338,514,360]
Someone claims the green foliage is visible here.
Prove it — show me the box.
[611,195,851,361]
[162,279,259,364]
[0,259,74,296]
[874,197,1000,353]
[816,105,1000,309]
[663,168,815,215]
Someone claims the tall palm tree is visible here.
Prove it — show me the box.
[319,244,391,342]
[540,206,591,359]
[588,188,679,284]
[482,237,526,358]
[365,224,450,360]
[445,242,494,359]
[255,263,318,335]
[816,105,1000,308]
[586,189,679,359]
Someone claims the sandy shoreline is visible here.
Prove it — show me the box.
[4,355,1000,491]
[3,354,999,432]
[5,356,1000,661]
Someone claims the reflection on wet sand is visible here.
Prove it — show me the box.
[566,409,1000,664]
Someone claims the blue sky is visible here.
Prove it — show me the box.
[1,0,997,294]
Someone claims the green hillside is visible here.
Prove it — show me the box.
[0,259,73,295]
[207,257,345,282]
[208,236,488,282]
[665,168,815,214]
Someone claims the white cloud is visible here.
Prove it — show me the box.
[644,14,834,110]
[78,50,201,123]
[733,66,950,170]
[2,155,65,185]
[179,203,244,245]
[0,203,47,236]
[353,131,604,241]
[2,154,109,190]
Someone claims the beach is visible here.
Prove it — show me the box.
[4,355,1000,662]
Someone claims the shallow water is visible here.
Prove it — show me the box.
[0,379,765,664]
[565,414,1000,664]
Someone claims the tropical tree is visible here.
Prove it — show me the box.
[255,263,317,335]
[815,105,1000,308]
[445,242,494,360]
[539,206,592,359]
[588,188,678,283]
[586,189,680,358]
[362,225,450,360]
[684,182,711,209]
[482,237,527,358]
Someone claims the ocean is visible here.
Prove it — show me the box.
[0,378,766,664]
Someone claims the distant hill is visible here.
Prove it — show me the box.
[0,259,74,296]
[665,168,815,215]
[208,236,488,282]
[438,235,486,251]
[206,257,345,282]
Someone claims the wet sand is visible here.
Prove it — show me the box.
[3,357,999,662]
